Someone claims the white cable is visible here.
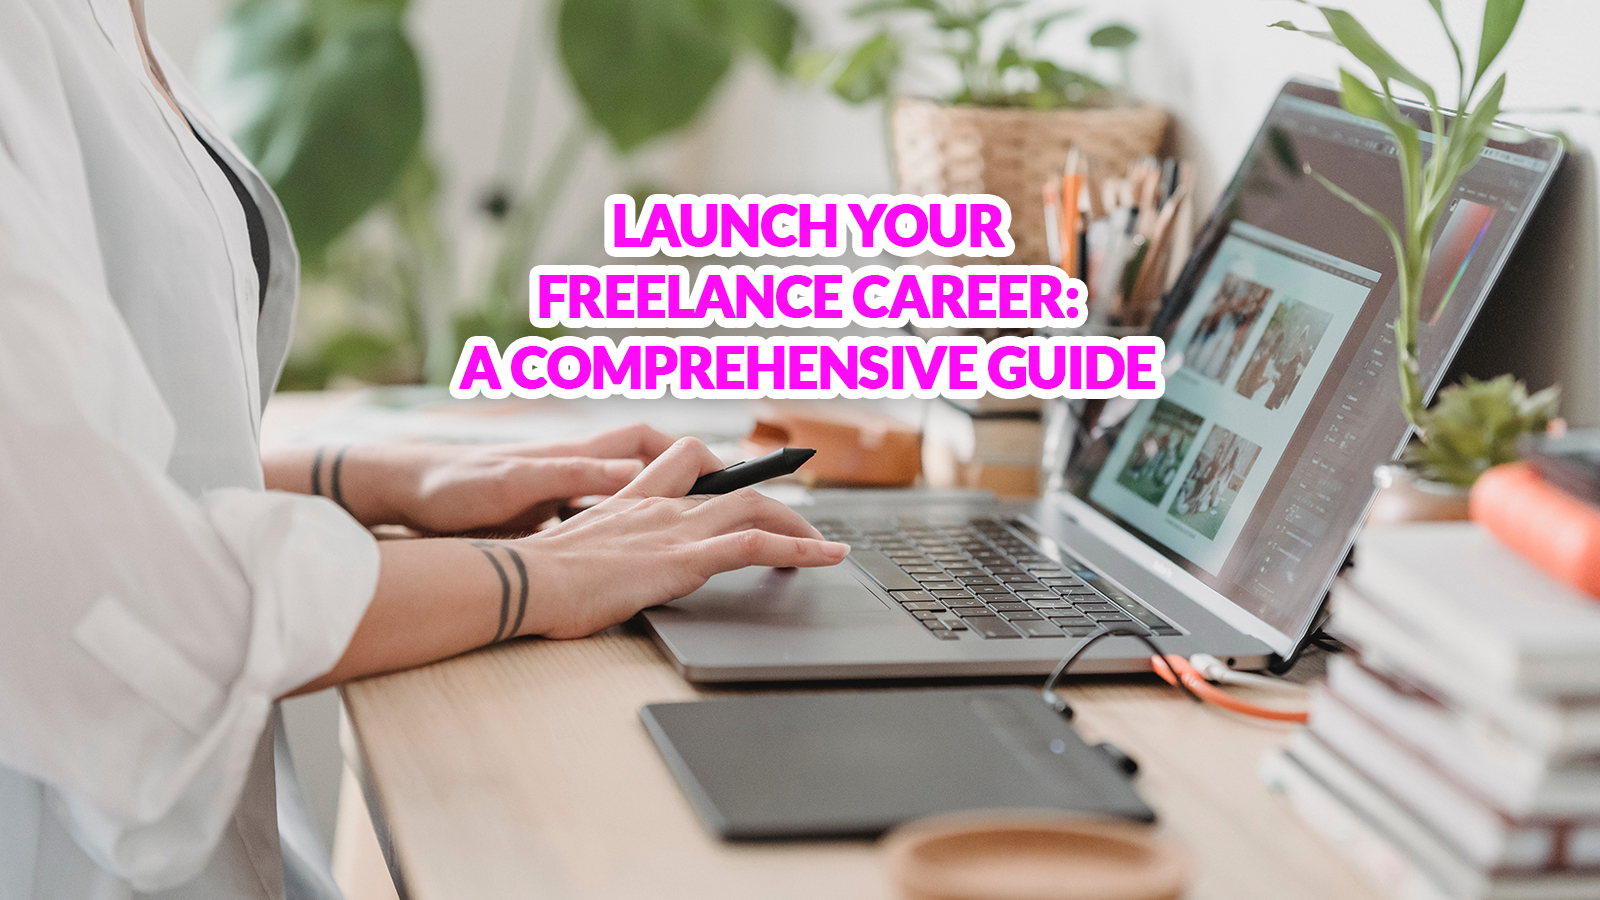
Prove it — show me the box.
[1189,653,1306,692]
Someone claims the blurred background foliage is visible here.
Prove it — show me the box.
[817,0,1138,110]
[198,0,801,389]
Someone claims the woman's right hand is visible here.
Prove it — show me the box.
[515,438,851,639]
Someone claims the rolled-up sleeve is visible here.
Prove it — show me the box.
[0,119,379,892]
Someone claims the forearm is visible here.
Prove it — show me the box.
[261,444,406,527]
[290,537,532,694]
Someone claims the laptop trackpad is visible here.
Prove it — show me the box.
[661,562,895,626]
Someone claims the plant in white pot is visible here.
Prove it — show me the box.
[1275,0,1560,523]
[826,0,1168,265]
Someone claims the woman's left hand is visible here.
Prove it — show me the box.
[265,424,677,535]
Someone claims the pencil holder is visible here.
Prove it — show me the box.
[892,99,1170,266]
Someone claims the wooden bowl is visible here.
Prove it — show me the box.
[882,813,1188,900]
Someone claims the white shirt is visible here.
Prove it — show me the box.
[0,1,381,897]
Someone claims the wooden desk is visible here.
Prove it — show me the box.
[342,630,1380,900]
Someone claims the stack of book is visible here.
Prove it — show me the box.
[1262,522,1600,900]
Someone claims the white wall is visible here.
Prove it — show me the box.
[149,0,1600,421]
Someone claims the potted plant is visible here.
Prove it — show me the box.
[827,1,1168,265]
[199,0,801,388]
[1274,0,1560,523]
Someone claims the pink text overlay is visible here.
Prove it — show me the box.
[451,335,1165,402]
[606,193,1015,258]
[531,264,1086,330]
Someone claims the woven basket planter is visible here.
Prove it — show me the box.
[892,98,1170,265]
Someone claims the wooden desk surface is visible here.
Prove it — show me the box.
[342,629,1379,900]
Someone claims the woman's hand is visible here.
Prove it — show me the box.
[515,437,851,639]
[263,424,677,535]
[295,436,850,693]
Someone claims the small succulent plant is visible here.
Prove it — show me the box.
[1405,375,1560,487]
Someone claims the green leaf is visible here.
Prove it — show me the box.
[1088,23,1138,49]
[558,0,734,152]
[1318,7,1436,106]
[847,0,936,18]
[830,31,900,104]
[1476,0,1526,86]
[996,41,1023,72]
[1448,73,1506,178]
[1031,61,1107,108]
[1423,0,1465,92]
[1336,68,1386,121]
[1268,19,1341,47]
[198,2,425,262]
[720,0,800,71]
[788,48,836,83]
[1030,7,1082,39]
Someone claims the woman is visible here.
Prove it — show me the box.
[0,2,850,897]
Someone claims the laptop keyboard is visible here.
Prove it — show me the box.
[814,516,1182,642]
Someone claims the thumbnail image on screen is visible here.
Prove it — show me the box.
[1234,300,1333,410]
[1182,273,1274,383]
[1114,400,1205,505]
[1167,426,1263,539]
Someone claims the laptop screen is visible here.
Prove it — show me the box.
[1056,79,1562,650]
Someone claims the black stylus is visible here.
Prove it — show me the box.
[690,448,816,495]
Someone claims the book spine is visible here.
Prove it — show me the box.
[1260,748,1466,900]
[1349,547,1522,693]
[1472,463,1600,600]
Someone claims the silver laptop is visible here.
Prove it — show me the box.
[643,79,1563,683]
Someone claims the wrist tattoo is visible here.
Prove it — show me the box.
[310,445,354,513]
[310,446,327,497]
[472,541,530,643]
[330,445,351,513]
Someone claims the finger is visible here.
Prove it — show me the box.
[684,488,824,540]
[615,437,726,499]
[512,424,677,462]
[691,531,851,575]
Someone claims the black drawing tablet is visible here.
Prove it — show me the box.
[640,687,1154,840]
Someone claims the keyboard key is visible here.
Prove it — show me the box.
[915,576,959,587]
[987,602,1031,612]
[1043,608,1094,624]
[889,590,935,604]
[970,585,1012,594]
[961,616,1022,639]
[912,610,941,620]
[1031,600,1076,611]
[1087,611,1131,622]
[1152,625,1182,636]
[1056,586,1100,596]
[900,601,946,612]
[1015,620,1065,637]
[942,619,970,631]
[930,590,974,600]
[1000,611,1044,622]
[1061,625,1100,637]
[902,566,944,575]
[1038,577,1082,586]
[958,576,999,586]
[1014,591,1056,601]
[943,599,987,609]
